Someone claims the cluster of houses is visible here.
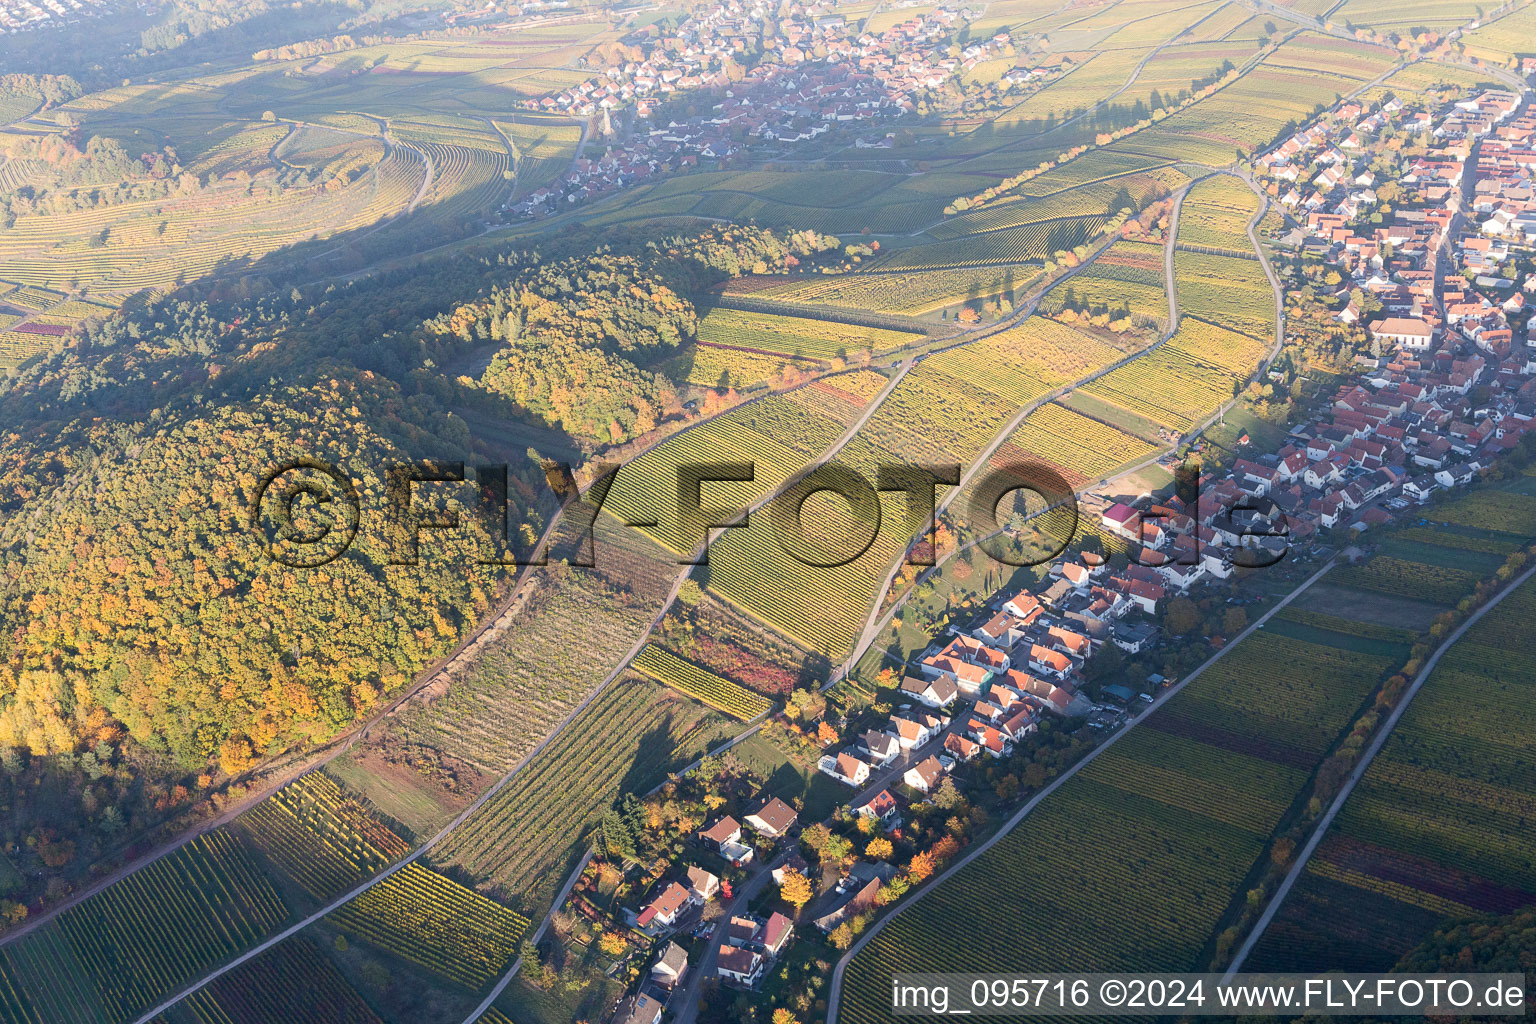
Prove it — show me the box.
[1260,87,1532,362]
[509,1,1030,216]
[0,0,113,32]
[1251,79,1536,525]
[611,795,800,1022]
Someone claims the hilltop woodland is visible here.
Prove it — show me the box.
[0,222,840,915]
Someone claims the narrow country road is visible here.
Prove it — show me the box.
[669,850,789,1024]
[1224,559,1536,976]
[824,556,1340,1024]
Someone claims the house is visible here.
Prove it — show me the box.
[1028,643,1072,680]
[859,730,900,765]
[819,751,872,787]
[1369,317,1435,350]
[771,851,809,885]
[636,881,691,930]
[1001,591,1044,623]
[727,915,761,947]
[810,862,891,932]
[944,732,982,761]
[717,945,764,985]
[904,755,946,793]
[1112,620,1158,653]
[891,714,944,749]
[762,911,794,957]
[686,865,720,903]
[650,941,689,990]
[611,991,665,1024]
[699,816,741,848]
[1101,502,1142,541]
[744,797,797,837]
[854,788,900,824]
[900,673,959,708]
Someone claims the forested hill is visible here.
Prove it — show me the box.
[0,222,836,907]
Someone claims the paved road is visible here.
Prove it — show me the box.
[1224,558,1536,977]
[824,556,1340,1024]
[669,850,789,1024]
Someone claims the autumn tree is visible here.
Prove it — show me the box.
[778,868,814,910]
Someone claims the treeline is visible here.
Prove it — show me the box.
[431,226,840,444]
[0,73,82,108]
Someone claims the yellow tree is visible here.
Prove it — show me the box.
[778,868,814,911]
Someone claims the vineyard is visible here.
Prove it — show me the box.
[695,306,920,361]
[0,832,290,1024]
[730,263,1042,317]
[682,344,815,390]
[1079,335,1249,433]
[1460,4,1536,65]
[396,519,679,775]
[1329,554,1484,607]
[183,936,382,1024]
[1040,238,1167,325]
[632,643,774,720]
[494,115,583,195]
[1427,488,1536,538]
[1246,574,1536,972]
[837,627,1398,1024]
[1174,250,1275,342]
[878,215,1107,271]
[1175,175,1259,250]
[327,862,529,990]
[994,401,1159,488]
[236,771,410,902]
[433,679,729,910]
[601,394,846,555]
[704,316,1135,654]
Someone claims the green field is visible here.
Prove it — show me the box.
[1247,573,1536,972]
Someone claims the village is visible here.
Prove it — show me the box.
[0,0,119,33]
[509,1,1046,217]
[528,73,1536,1024]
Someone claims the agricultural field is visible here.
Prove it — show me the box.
[1460,4,1536,65]
[495,116,582,197]
[235,771,410,903]
[1040,238,1168,327]
[327,863,528,990]
[837,625,1401,1024]
[601,392,850,555]
[1331,554,1494,607]
[695,306,921,362]
[993,401,1160,489]
[432,679,732,914]
[1331,0,1491,34]
[729,263,1044,317]
[1175,250,1276,341]
[180,936,382,1024]
[1246,574,1536,972]
[393,515,680,775]
[0,832,289,1024]
[677,343,818,390]
[1080,317,1267,432]
[1175,174,1260,251]
[631,643,774,721]
[876,215,1108,271]
[704,316,1138,654]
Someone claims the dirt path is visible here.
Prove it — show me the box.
[1224,558,1536,976]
